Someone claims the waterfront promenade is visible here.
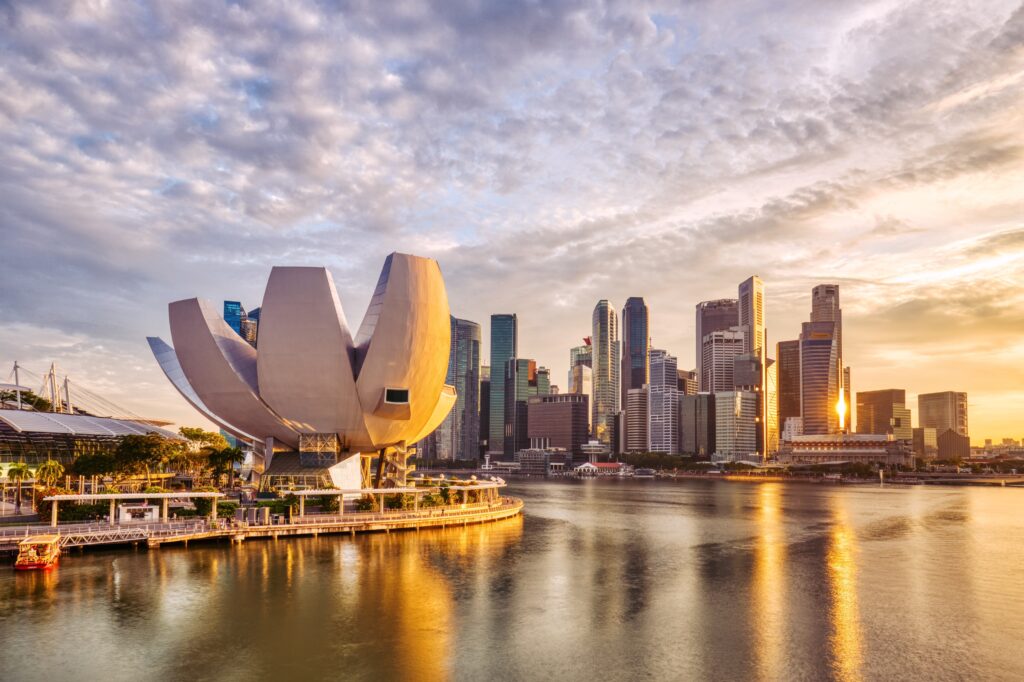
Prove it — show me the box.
[0,496,523,556]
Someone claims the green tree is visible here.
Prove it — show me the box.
[178,427,229,450]
[6,462,31,514]
[71,452,117,477]
[114,433,177,483]
[0,389,52,412]
[206,446,244,487]
[36,459,65,487]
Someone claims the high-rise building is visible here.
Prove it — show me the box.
[701,327,744,393]
[765,358,778,456]
[738,275,770,458]
[912,427,938,460]
[680,393,715,457]
[648,349,679,454]
[536,367,551,395]
[677,369,698,396]
[479,366,490,457]
[569,364,594,432]
[799,320,840,435]
[625,386,649,453]
[856,389,912,440]
[918,391,969,438]
[592,300,620,444]
[240,318,258,348]
[504,358,550,457]
[223,301,245,336]
[432,317,481,460]
[777,340,801,435]
[738,276,765,359]
[843,366,852,432]
[527,393,589,462]
[695,299,738,391]
[621,297,650,409]
[714,391,758,461]
[810,284,849,428]
[488,314,517,455]
[570,344,592,368]
[811,284,842,355]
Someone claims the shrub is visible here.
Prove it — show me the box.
[317,495,340,513]
[355,495,375,512]
[191,486,219,515]
[216,502,238,518]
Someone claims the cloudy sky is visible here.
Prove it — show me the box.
[1,0,1022,443]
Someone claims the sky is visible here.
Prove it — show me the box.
[1,0,1022,444]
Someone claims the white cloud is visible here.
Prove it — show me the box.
[1,0,1023,439]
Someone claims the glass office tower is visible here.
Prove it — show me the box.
[488,314,517,456]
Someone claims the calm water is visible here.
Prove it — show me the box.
[2,479,1023,681]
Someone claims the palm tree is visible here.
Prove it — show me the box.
[36,459,65,487]
[6,462,31,515]
[205,446,244,488]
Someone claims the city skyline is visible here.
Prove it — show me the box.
[1,2,1023,443]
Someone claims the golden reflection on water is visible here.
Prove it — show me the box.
[827,504,863,682]
[752,483,785,681]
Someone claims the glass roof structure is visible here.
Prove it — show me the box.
[0,409,179,439]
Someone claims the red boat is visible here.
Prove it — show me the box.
[14,535,61,570]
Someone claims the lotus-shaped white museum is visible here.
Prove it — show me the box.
[148,252,455,488]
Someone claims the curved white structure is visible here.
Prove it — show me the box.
[149,253,455,459]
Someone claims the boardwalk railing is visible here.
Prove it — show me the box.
[1,497,523,551]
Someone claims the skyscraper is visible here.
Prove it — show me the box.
[714,391,758,461]
[677,369,698,396]
[738,275,770,458]
[695,299,738,391]
[777,339,801,436]
[527,393,589,461]
[625,386,649,453]
[800,320,840,435]
[856,388,912,440]
[569,339,593,372]
[680,393,715,457]
[592,300,620,444]
[437,317,481,460]
[918,391,969,438]
[765,359,779,455]
[569,363,594,432]
[621,297,650,409]
[223,301,245,336]
[488,314,517,456]
[504,358,550,456]
[701,328,744,393]
[811,284,842,353]
[810,284,849,428]
[648,349,679,454]
[738,276,765,359]
[479,366,490,457]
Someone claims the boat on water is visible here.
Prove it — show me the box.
[14,535,61,571]
[634,468,656,479]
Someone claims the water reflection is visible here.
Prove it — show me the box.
[2,481,1023,681]
[827,503,863,682]
[752,483,786,681]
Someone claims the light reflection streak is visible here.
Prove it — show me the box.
[827,506,863,682]
[753,483,785,681]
